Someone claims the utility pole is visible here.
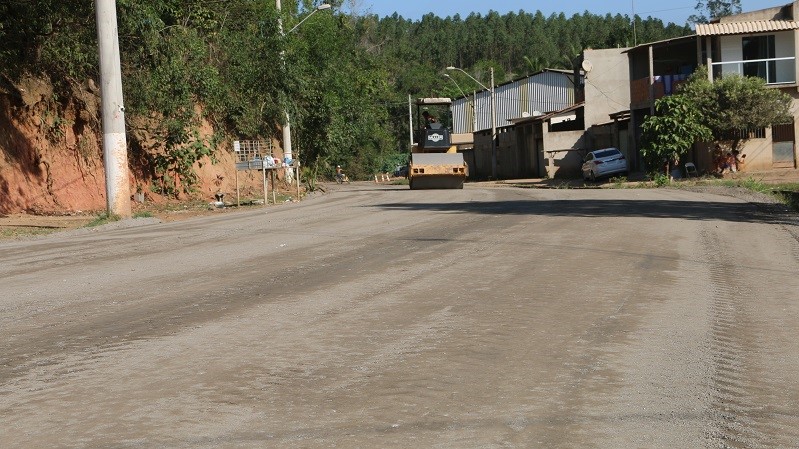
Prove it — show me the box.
[490,67,497,179]
[95,0,131,217]
[408,94,415,148]
[632,0,638,46]
[276,0,293,161]
[472,90,477,134]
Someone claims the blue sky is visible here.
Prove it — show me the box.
[351,1,783,25]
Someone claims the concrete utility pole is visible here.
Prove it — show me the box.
[408,94,415,148]
[95,0,131,217]
[276,0,293,162]
[275,2,330,161]
[489,66,497,179]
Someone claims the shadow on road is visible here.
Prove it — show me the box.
[375,199,796,225]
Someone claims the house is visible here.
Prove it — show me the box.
[448,50,632,180]
[449,69,575,179]
[506,48,632,178]
[627,1,799,173]
[456,2,799,180]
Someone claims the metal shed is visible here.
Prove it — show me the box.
[451,69,576,134]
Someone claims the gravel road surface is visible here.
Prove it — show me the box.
[1,183,798,448]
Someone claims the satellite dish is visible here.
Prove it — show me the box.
[581,60,594,73]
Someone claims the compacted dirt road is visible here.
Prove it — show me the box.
[1,183,798,448]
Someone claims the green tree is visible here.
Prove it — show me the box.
[640,94,712,177]
[689,0,742,24]
[679,66,793,153]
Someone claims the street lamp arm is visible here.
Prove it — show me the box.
[287,4,332,34]
[446,66,497,179]
[445,66,489,91]
[443,73,467,99]
[277,1,331,161]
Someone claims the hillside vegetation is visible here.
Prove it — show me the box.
[0,0,689,213]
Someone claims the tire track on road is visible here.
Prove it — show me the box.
[701,227,799,448]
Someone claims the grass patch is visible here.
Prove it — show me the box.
[391,178,409,185]
[671,176,799,212]
[609,176,628,188]
[85,212,121,227]
[0,227,57,239]
[773,187,799,212]
[719,176,771,193]
[133,211,154,218]
[271,192,298,203]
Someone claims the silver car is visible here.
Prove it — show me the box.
[581,148,628,181]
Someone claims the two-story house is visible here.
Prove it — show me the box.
[628,2,799,173]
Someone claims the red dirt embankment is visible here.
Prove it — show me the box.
[0,76,285,216]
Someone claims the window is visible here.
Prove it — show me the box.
[594,149,622,159]
[742,35,776,83]
[718,127,766,140]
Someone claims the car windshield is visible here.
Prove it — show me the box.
[594,149,621,159]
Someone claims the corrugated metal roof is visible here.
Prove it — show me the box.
[623,35,696,53]
[696,20,799,36]
[450,70,574,133]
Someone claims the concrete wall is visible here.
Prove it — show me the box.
[583,48,631,130]
[693,137,772,172]
[472,128,519,179]
[735,91,799,171]
[739,134,777,171]
[717,4,790,22]
[542,129,589,178]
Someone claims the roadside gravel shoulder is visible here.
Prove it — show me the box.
[678,185,799,223]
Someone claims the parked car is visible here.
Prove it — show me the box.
[581,148,627,181]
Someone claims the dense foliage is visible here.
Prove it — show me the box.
[679,67,794,141]
[641,94,712,175]
[641,66,792,174]
[0,2,690,191]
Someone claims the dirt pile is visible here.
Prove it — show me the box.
[0,76,293,216]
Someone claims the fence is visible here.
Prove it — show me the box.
[233,140,276,206]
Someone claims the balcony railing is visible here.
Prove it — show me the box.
[711,57,796,85]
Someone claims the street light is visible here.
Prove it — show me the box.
[443,73,467,97]
[288,4,332,33]
[443,73,477,134]
[446,66,497,179]
[276,2,331,161]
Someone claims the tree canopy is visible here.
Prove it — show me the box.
[641,94,712,174]
[689,0,742,24]
[641,66,793,174]
[680,66,793,144]
[0,2,692,190]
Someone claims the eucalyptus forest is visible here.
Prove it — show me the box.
[0,0,691,191]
